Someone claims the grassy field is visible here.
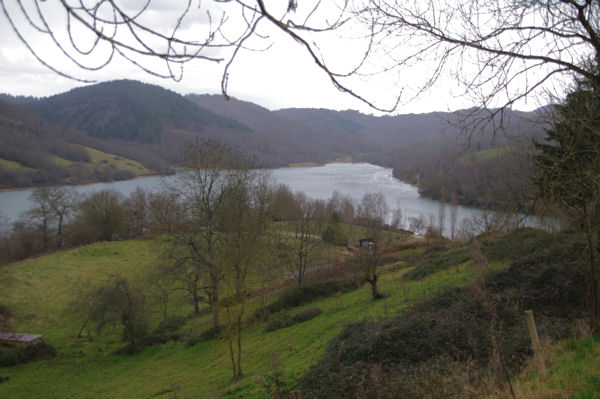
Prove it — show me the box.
[0,235,487,398]
[458,146,514,164]
[0,232,597,398]
[0,145,151,185]
[0,158,36,172]
[79,145,152,176]
[487,335,600,399]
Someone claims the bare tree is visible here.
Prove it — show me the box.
[26,186,77,251]
[358,0,600,125]
[437,197,446,237]
[220,169,272,380]
[166,139,253,329]
[390,202,403,230]
[2,1,400,111]
[78,189,126,241]
[124,187,148,239]
[5,1,599,116]
[408,215,426,235]
[145,258,179,321]
[84,276,148,352]
[26,187,55,251]
[355,192,388,300]
[289,193,323,286]
[147,190,185,235]
[449,192,459,241]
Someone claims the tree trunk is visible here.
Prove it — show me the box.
[227,318,236,380]
[212,289,220,328]
[236,313,243,379]
[583,202,599,333]
[367,275,382,300]
[193,286,200,314]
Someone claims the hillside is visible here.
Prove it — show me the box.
[186,95,377,164]
[0,230,597,398]
[1,81,543,203]
[0,100,153,188]
[27,80,251,143]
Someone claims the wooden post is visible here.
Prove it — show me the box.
[525,309,547,379]
[289,390,303,399]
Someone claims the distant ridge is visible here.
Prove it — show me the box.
[27,80,251,143]
[1,80,543,202]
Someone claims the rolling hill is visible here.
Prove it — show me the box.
[0,99,152,188]
[1,80,544,202]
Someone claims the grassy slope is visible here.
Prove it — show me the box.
[0,236,491,399]
[457,146,514,164]
[81,145,151,175]
[0,159,36,172]
[0,145,151,182]
[1,232,596,398]
[487,335,600,399]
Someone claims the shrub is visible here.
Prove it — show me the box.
[186,325,222,347]
[402,247,471,280]
[481,228,560,261]
[248,276,362,323]
[0,305,11,319]
[143,316,187,346]
[265,308,323,332]
[0,305,12,331]
[299,248,587,398]
[0,342,56,367]
[272,277,362,311]
[322,225,348,246]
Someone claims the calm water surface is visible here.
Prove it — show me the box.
[0,163,490,232]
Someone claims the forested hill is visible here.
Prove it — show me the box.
[26,80,251,143]
[1,80,544,203]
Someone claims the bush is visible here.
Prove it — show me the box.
[248,276,362,323]
[402,247,471,280]
[0,305,11,319]
[265,308,323,332]
[299,247,587,398]
[0,342,56,367]
[186,325,222,347]
[481,228,560,261]
[322,225,348,246]
[143,316,187,346]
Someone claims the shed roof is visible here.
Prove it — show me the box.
[0,333,42,342]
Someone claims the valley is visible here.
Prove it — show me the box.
[0,80,542,210]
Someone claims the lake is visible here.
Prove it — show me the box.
[0,163,507,234]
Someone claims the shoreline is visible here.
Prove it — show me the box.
[0,172,170,193]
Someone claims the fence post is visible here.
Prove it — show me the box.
[525,309,547,379]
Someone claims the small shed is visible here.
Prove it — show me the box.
[0,333,43,349]
[356,238,375,249]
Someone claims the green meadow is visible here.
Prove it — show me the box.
[0,233,598,398]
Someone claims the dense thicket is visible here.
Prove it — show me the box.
[299,231,586,398]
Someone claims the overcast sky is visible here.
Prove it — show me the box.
[0,0,543,115]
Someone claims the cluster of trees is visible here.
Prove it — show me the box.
[0,185,186,264]
[392,149,534,211]
[533,71,600,333]
[0,139,412,378]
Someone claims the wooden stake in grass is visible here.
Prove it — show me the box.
[525,309,547,379]
[289,391,302,399]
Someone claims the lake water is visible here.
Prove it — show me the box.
[0,163,507,234]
